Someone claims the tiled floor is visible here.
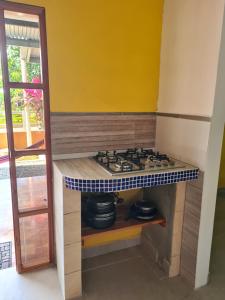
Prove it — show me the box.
[0,177,49,268]
[0,267,62,300]
[0,179,15,265]
[0,190,225,300]
[0,179,13,244]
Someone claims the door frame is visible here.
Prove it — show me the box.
[0,0,54,273]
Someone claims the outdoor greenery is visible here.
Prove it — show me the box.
[0,45,42,128]
[0,111,40,127]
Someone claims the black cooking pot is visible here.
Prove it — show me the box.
[85,210,116,229]
[129,200,158,220]
[134,200,157,215]
[86,192,116,214]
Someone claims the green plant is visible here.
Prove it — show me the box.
[0,45,43,129]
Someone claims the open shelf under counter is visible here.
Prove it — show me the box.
[81,205,166,245]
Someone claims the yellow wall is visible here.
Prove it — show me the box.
[12,0,163,248]
[13,0,164,112]
[219,126,225,188]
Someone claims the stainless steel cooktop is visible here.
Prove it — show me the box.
[94,148,185,176]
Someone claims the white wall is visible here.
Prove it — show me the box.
[157,0,225,288]
[158,0,224,117]
[195,10,225,287]
[156,117,210,171]
[157,0,224,172]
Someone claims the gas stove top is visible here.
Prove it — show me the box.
[94,148,185,176]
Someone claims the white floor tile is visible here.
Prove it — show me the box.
[0,267,62,300]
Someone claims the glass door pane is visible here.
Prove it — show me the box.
[4,10,42,83]
[10,88,45,150]
[16,155,48,212]
[20,213,49,268]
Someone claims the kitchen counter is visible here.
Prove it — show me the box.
[53,156,199,299]
[54,157,199,192]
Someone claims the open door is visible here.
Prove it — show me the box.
[0,1,53,273]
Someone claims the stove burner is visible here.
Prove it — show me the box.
[107,155,118,163]
[114,159,133,172]
[97,156,108,164]
[97,151,118,164]
[95,148,184,175]
[121,162,133,172]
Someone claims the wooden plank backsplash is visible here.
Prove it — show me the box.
[50,113,156,155]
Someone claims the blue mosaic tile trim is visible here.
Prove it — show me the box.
[64,169,199,192]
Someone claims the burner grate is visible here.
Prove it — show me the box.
[94,148,185,175]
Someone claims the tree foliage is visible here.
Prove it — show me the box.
[8,46,22,83]
[0,46,41,120]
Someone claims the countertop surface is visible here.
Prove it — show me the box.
[53,157,197,180]
[54,157,199,192]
